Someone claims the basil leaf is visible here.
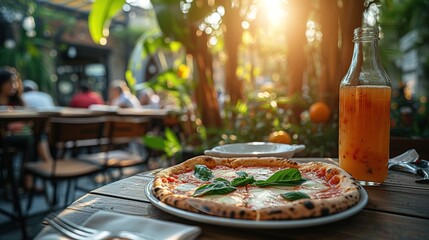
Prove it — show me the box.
[281,191,311,201]
[192,181,236,197]
[231,175,255,187]
[253,180,305,187]
[252,168,306,187]
[214,178,230,185]
[265,168,302,183]
[236,172,248,177]
[194,164,213,181]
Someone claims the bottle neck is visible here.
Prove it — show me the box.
[342,27,391,86]
[351,39,383,72]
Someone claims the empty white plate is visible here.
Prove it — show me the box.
[204,142,305,158]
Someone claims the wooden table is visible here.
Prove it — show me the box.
[37,158,429,239]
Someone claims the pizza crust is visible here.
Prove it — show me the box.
[153,156,361,220]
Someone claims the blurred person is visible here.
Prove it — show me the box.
[109,80,140,108]
[0,67,24,106]
[22,79,55,108]
[69,82,104,108]
[138,87,160,109]
[0,67,53,163]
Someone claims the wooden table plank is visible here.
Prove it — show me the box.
[383,171,429,190]
[47,194,429,240]
[90,174,153,202]
[365,185,429,219]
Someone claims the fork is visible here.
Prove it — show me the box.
[45,213,152,240]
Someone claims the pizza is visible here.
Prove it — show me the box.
[152,156,361,220]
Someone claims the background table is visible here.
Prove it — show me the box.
[38,158,429,239]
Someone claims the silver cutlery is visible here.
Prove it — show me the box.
[45,213,153,240]
[388,149,429,183]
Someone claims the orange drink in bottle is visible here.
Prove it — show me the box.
[339,85,391,184]
[339,26,392,185]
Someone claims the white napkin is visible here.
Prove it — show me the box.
[83,211,201,240]
[36,211,201,240]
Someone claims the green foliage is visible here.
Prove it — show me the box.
[88,0,342,158]
[151,0,192,49]
[0,35,53,93]
[380,0,429,138]
[290,116,339,157]
[0,16,55,94]
[143,127,181,157]
[88,0,126,43]
[145,68,193,108]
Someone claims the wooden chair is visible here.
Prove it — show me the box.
[23,116,105,209]
[78,116,149,181]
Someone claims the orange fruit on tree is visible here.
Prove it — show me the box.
[268,131,292,144]
[309,101,331,123]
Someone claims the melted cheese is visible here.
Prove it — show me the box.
[236,167,274,180]
[202,195,243,205]
[269,186,295,194]
[247,188,284,209]
[175,183,198,192]
[212,169,240,180]
[301,180,328,190]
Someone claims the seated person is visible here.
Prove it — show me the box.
[138,87,160,109]
[109,80,141,108]
[69,82,104,108]
[22,79,55,108]
[0,67,53,189]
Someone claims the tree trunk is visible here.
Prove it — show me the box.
[285,0,310,120]
[223,3,243,106]
[319,0,365,109]
[189,25,222,129]
[319,0,340,106]
[340,1,365,77]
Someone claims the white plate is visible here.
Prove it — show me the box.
[204,142,305,158]
[145,181,368,229]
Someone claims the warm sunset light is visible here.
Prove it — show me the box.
[256,0,288,29]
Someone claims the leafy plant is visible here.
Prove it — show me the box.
[88,0,357,159]
[88,0,126,44]
[143,128,181,158]
[0,1,60,94]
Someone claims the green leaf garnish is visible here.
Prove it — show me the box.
[253,180,306,187]
[231,172,256,187]
[266,168,302,182]
[192,179,236,197]
[281,191,311,201]
[213,178,230,185]
[253,168,306,187]
[194,164,214,181]
[236,172,248,177]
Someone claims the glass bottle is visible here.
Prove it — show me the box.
[339,27,391,186]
